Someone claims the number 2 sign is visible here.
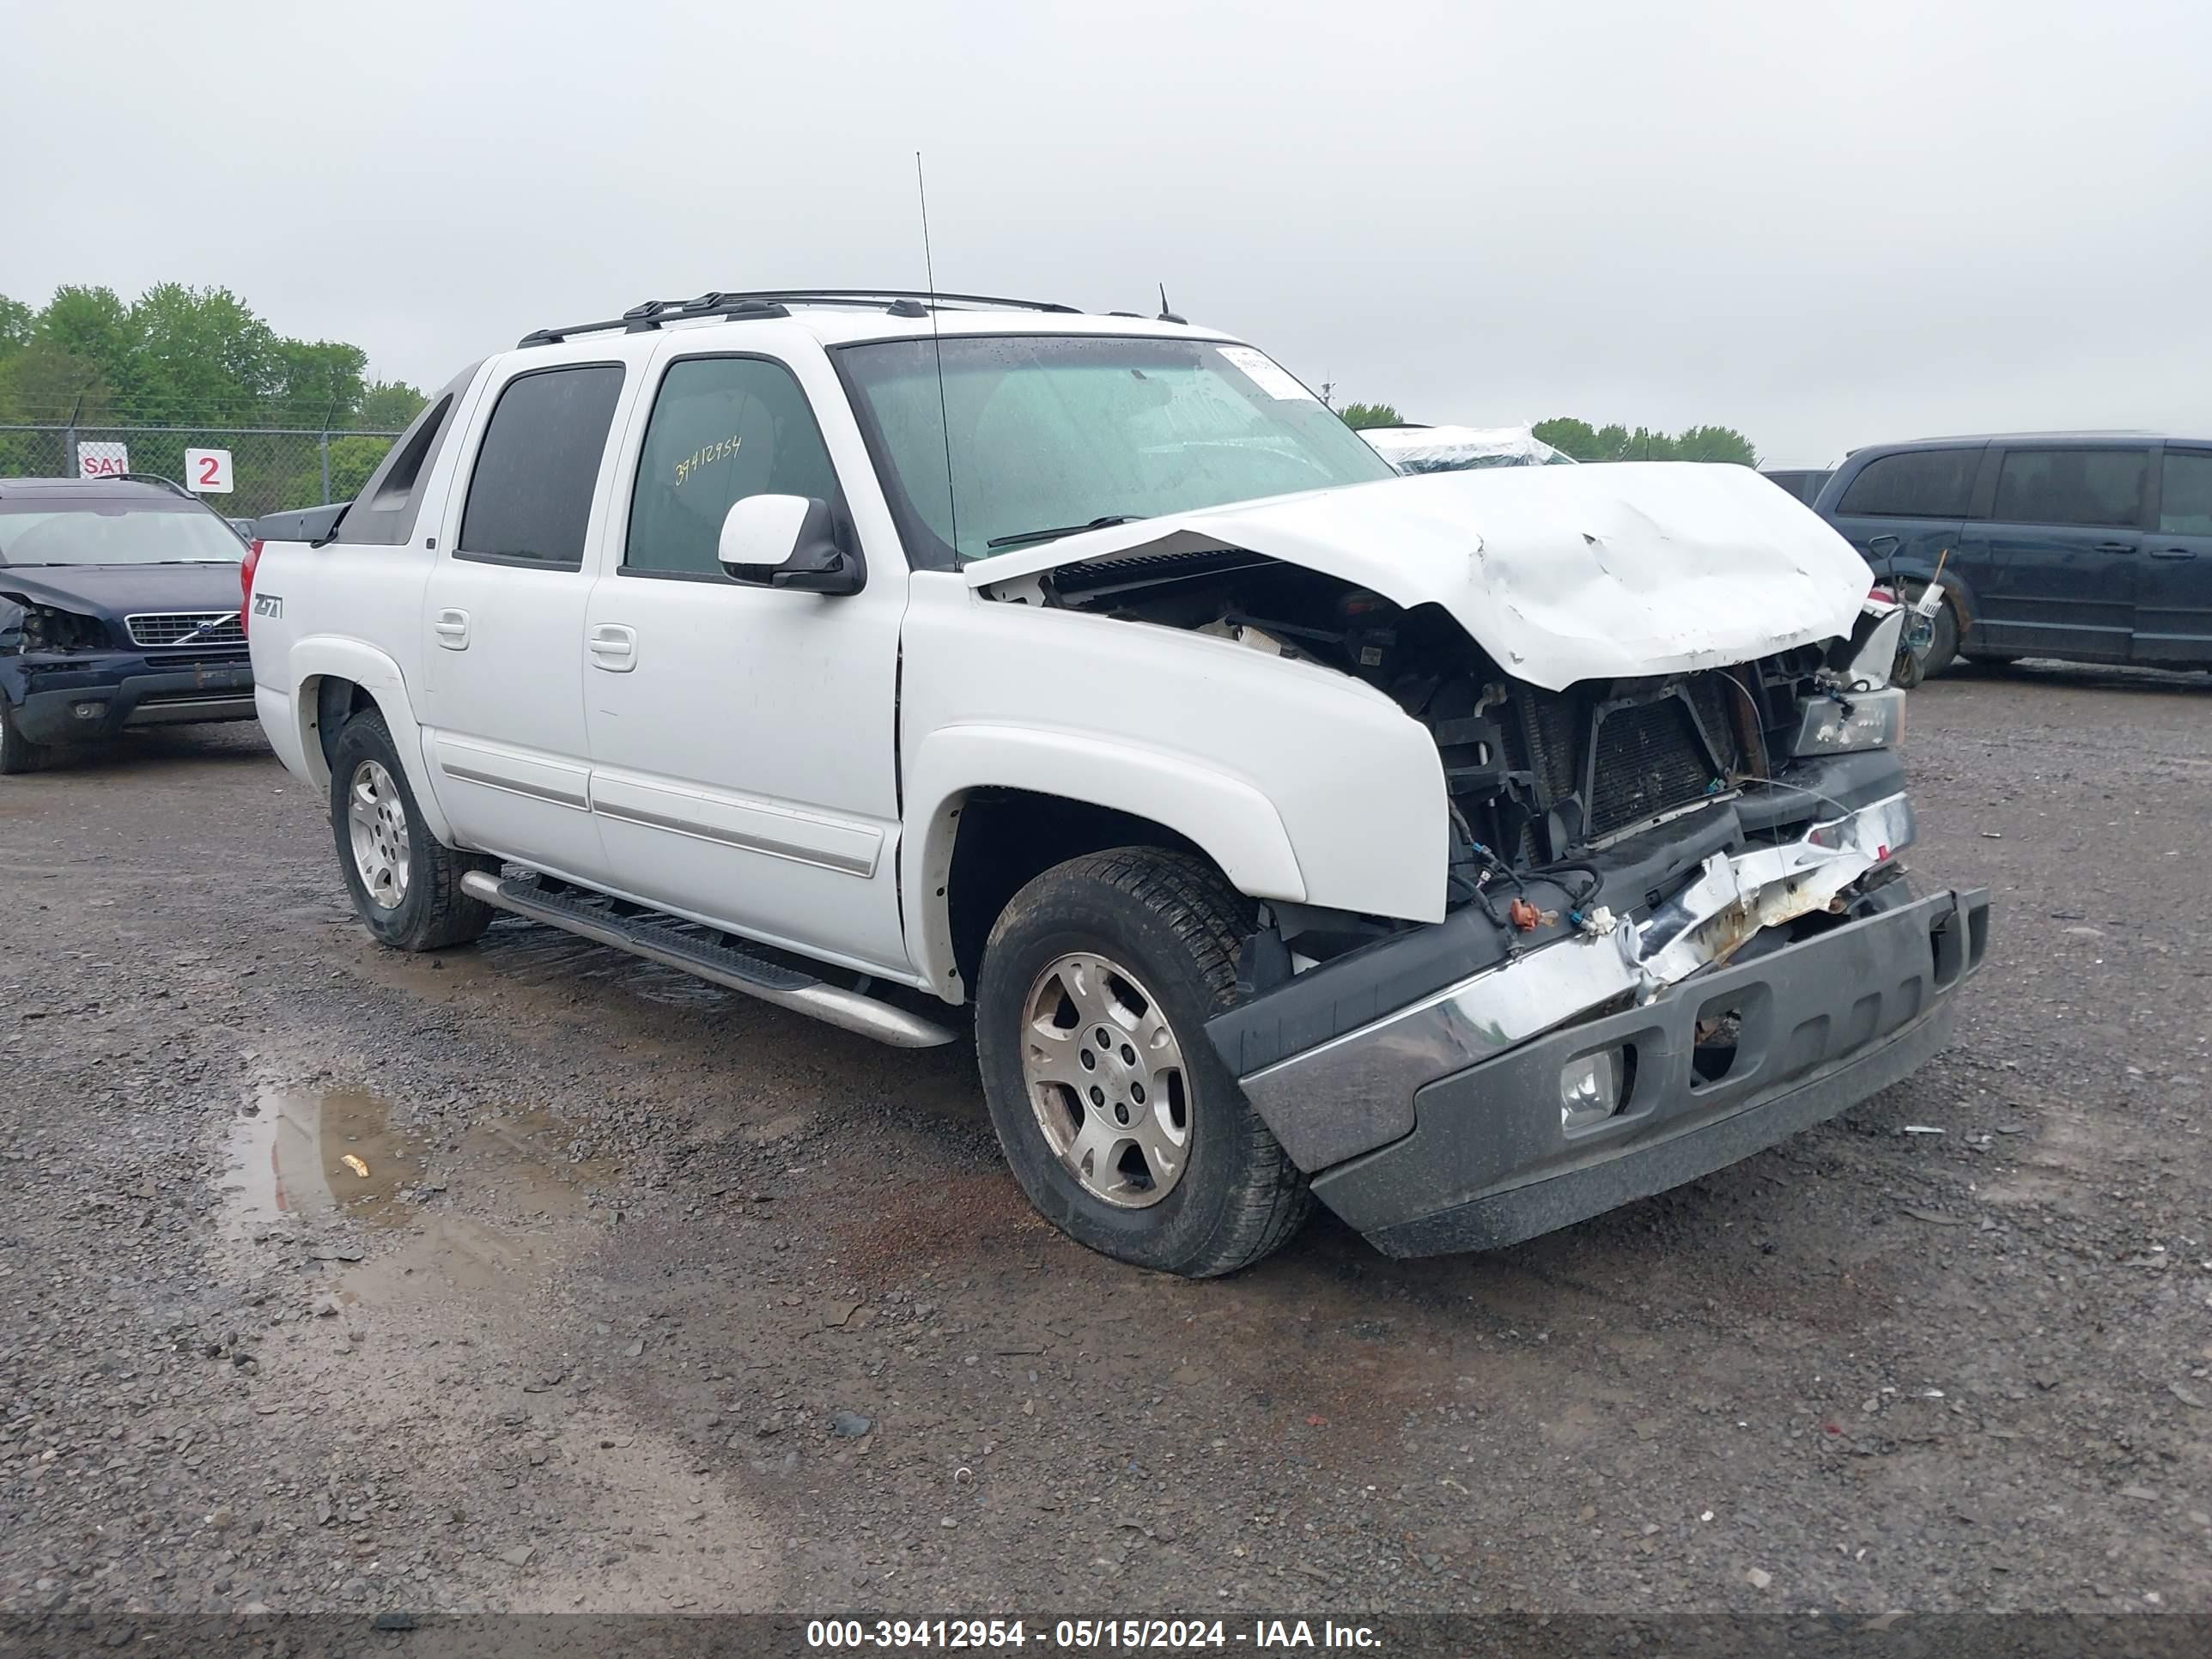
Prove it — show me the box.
[185,447,234,494]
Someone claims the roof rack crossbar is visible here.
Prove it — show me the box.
[518,288,1082,347]
[715,289,1082,313]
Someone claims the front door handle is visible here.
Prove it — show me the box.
[587,623,638,672]
[2150,546,2198,560]
[433,608,471,650]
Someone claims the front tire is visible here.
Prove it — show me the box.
[328,708,493,951]
[0,698,55,775]
[974,848,1311,1277]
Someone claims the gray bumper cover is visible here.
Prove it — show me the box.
[15,661,256,744]
[1232,791,1927,1172]
[1307,883,1990,1257]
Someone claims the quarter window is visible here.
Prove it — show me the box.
[456,364,625,567]
[1833,448,1978,519]
[2160,451,2212,536]
[1991,448,2148,528]
[339,359,482,546]
[626,356,840,577]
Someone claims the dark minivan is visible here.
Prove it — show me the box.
[1814,432,2212,674]
[1760,467,1832,506]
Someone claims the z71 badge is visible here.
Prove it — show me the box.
[252,592,283,619]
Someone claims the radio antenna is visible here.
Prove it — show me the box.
[916,151,958,556]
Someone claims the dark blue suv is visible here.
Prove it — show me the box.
[1814,432,2212,675]
[0,476,258,774]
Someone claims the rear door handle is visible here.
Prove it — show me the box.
[433,608,471,650]
[2150,546,2197,560]
[2093,541,2135,554]
[587,623,638,672]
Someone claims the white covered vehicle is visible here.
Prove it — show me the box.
[246,289,1989,1276]
[1358,422,1575,471]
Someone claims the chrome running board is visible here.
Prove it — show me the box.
[459,871,958,1049]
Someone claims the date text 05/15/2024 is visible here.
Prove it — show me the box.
[805,1620,1382,1650]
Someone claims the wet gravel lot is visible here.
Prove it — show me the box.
[2,660,2209,1621]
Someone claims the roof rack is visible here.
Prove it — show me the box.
[518,288,1083,347]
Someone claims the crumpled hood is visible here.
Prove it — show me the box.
[0,562,245,621]
[963,463,1870,692]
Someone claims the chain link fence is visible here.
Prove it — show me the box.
[0,424,404,522]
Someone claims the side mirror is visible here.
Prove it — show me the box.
[717,495,863,595]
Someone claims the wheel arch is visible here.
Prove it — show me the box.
[904,725,1307,1004]
[285,636,455,844]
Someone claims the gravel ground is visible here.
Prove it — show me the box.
[2,660,2209,1624]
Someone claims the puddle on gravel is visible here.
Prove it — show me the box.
[222,1087,615,1240]
[222,1086,427,1237]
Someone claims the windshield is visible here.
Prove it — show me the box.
[0,501,246,567]
[837,335,1396,563]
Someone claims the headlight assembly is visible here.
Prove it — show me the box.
[1788,687,1905,757]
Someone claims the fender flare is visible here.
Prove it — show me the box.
[284,635,455,845]
[903,722,1308,1000]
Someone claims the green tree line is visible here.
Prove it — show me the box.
[1337,402,1404,430]
[1,284,429,511]
[1528,417,1758,466]
[0,283,425,430]
[1334,398,1760,466]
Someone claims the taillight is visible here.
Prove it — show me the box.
[240,539,264,633]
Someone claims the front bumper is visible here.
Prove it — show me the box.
[1313,884,1988,1256]
[9,654,257,744]
[1214,788,1992,1258]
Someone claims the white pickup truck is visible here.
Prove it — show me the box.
[246,289,1989,1277]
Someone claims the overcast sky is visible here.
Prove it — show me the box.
[6,0,2204,465]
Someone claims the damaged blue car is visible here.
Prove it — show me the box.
[1,475,258,775]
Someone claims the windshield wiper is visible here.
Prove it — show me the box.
[984,514,1141,550]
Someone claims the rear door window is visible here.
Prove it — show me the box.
[1834,449,1978,518]
[1991,448,2148,528]
[2159,451,2212,535]
[456,364,626,568]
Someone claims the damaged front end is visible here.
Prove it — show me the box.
[966,463,1990,1256]
[977,497,1923,966]
[1206,603,1991,1255]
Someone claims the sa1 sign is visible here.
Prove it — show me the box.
[77,441,129,479]
[185,447,234,494]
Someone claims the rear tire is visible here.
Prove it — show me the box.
[975,848,1311,1277]
[0,698,54,775]
[328,708,493,951]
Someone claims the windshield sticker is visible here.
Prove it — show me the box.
[1217,346,1316,403]
[674,434,742,488]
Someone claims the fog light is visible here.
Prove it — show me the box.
[1560,1048,1625,1130]
[72,702,104,720]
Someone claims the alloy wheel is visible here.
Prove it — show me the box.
[346,760,411,910]
[1019,951,1193,1207]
